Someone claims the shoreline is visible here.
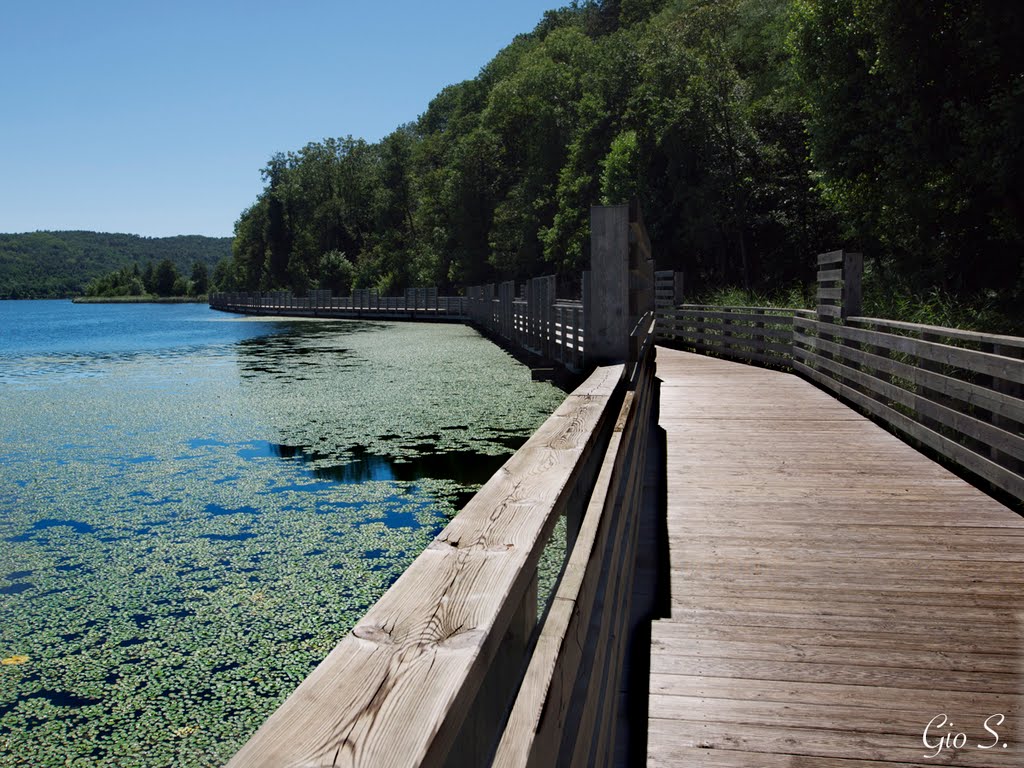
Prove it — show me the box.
[71,295,208,304]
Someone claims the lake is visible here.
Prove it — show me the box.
[0,300,565,767]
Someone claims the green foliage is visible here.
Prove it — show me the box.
[84,264,147,298]
[789,0,1024,296]
[697,277,1021,334]
[694,283,814,310]
[600,130,640,205]
[154,259,180,297]
[318,250,355,294]
[81,254,240,299]
[190,262,209,296]
[0,232,230,299]
[861,265,1022,334]
[1,318,565,766]
[223,0,1021,328]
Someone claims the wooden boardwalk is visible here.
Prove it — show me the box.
[648,347,1024,767]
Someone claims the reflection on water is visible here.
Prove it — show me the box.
[261,440,515,487]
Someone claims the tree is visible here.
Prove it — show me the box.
[141,261,156,294]
[214,0,1020,326]
[190,261,209,296]
[154,259,179,297]
[211,258,237,292]
[318,250,355,294]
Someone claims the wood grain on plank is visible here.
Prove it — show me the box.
[649,346,1023,768]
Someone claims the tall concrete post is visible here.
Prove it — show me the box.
[586,205,631,365]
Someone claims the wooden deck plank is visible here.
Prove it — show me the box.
[648,719,1023,767]
[649,747,952,768]
[673,571,1024,593]
[649,637,1021,674]
[664,608,1023,637]
[649,675,1022,714]
[649,695,1012,739]
[649,347,1023,767]
[651,622,1023,655]
[671,560,1024,581]
[649,655,1021,693]
[667,598,1022,622]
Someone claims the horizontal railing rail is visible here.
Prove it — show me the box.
[208,290,467,316]
[657,304,810,367]
[793,314,1024,501]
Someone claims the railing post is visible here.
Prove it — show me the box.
[992,344,1022,475]
[842,252,863,320]
[654,270,682,341]
[816,250,860,386]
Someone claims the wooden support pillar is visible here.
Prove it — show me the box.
[586,205,631,365]
[841,252,863,320]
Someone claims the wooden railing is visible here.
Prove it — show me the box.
[465,277,585,372]
[227,314,656,767]
[656,252,1024,503]
[493,311,655,768]
[794,315,1024,500]
[656,304,811,367]
[226,206,655,767]
[208,289,467,316]
[211,278,587,371]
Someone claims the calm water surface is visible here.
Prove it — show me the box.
[0,300,564,767]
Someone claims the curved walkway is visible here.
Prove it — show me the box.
[648,347,1024,767]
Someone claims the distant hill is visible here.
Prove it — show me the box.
[0,231,233,299]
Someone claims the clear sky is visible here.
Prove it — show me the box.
[0,1,560,238]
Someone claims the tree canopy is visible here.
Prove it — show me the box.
[223,0,1023,324]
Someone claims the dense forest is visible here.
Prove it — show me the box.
[222,0,1022,329]
[0,232,231,299]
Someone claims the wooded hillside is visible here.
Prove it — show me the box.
[0,232,231,299]
[223,0,1023,327]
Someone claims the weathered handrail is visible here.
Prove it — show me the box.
[227,357,648,766]
[492,313,655,767]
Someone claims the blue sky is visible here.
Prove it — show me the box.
[0,1,560,238]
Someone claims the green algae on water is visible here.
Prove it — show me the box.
[0,317,565,767]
